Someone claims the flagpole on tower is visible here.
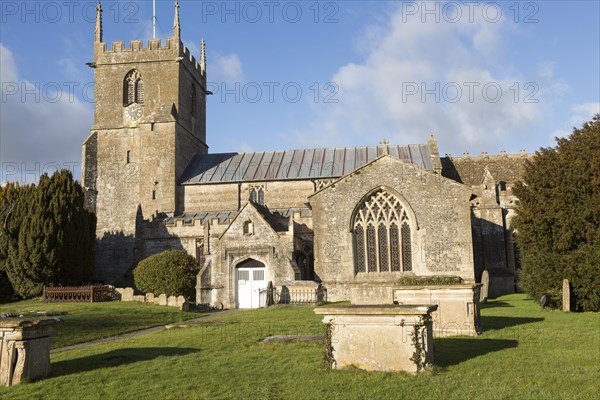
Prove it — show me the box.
[152,0,156,39]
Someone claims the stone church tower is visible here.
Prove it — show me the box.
[82,1,209,284]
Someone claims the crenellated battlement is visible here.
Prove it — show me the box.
[148,207,312,229]
[95,38,204,79]
[441,150,534,187]
[93,1,205,79]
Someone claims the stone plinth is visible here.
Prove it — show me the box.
[393,284,481,337]
[314,305,437,373]
[0,317,59,386]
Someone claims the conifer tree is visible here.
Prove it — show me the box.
[0,170,96,299]
[513,114,600,311]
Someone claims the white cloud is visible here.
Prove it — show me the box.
[570,103,600,126]
[208,53,244,82]
[0,43,92,184]
[284,5,556,154]
[550,102,600,142]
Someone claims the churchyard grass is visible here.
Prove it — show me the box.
[1,294,598,399]
[0,299,199,349]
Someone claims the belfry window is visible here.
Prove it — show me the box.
[123,70,144,106]
[352,189,413,273]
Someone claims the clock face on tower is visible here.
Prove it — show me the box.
[124,103,143,123]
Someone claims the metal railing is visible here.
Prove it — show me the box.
[260,285,327,306]
[42,285,114,302]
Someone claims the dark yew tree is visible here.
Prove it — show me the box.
[0,170,96,299]
[513,114,600,311]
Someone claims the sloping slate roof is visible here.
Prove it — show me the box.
[165,207,311,225]
[179,144,433,185]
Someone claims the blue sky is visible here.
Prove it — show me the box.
[1,0,599,183]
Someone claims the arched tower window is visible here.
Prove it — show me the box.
[123,70,144,106]
[352,189,413,274]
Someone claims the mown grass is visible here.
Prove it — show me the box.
[0,299,200,348]
[1,295,598,399]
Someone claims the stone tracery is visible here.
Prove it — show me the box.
[353,190,412,273]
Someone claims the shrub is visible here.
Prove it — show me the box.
[133,250,199,299]
[513,114,600,311]
[397,276,463,285]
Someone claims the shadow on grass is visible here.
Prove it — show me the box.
[480,316,544,331]
[480,300,514,309]
[435,338,518,367]
[51,347,199,377]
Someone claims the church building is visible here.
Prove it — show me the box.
[83,2,528,311]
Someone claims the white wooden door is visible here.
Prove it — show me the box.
[236,267,267,309]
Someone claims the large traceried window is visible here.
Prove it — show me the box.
[353,190,413,274]
[123,70,144,106]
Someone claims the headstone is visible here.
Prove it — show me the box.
[176,296,186,308]
[145,293,155,303]
[479,270,489,303]
[121,287,134,302]
[133,295,145,302]
[562,279,571,312]
[167,296,178,307]
[540,295,548,308]
[113,287,124,300]
[180,301,190,312]
[158,294,168,306]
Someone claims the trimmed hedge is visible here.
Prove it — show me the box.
[133,250,199,299]
[397,276,464,286]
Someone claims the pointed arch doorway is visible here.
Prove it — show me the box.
[235,258,267,309]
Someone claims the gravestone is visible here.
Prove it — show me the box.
[145,293,155,303]
[479,270,489,303]
[121,287,134,302]
[540,295,548,308]
[562,279,570,312]
[158,294,168,306]
[167,296,178,307]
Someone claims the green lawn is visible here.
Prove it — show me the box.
[0,299,200,349]
[1,295,599,399]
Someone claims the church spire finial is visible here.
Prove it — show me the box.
[173,0,180,38]
[200,39,206,74]
[95,0,103,43]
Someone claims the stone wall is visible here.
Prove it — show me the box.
[310,156,475,301]
[442,153,528,292]
[199,203,299,308]
[182,180,316,213]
